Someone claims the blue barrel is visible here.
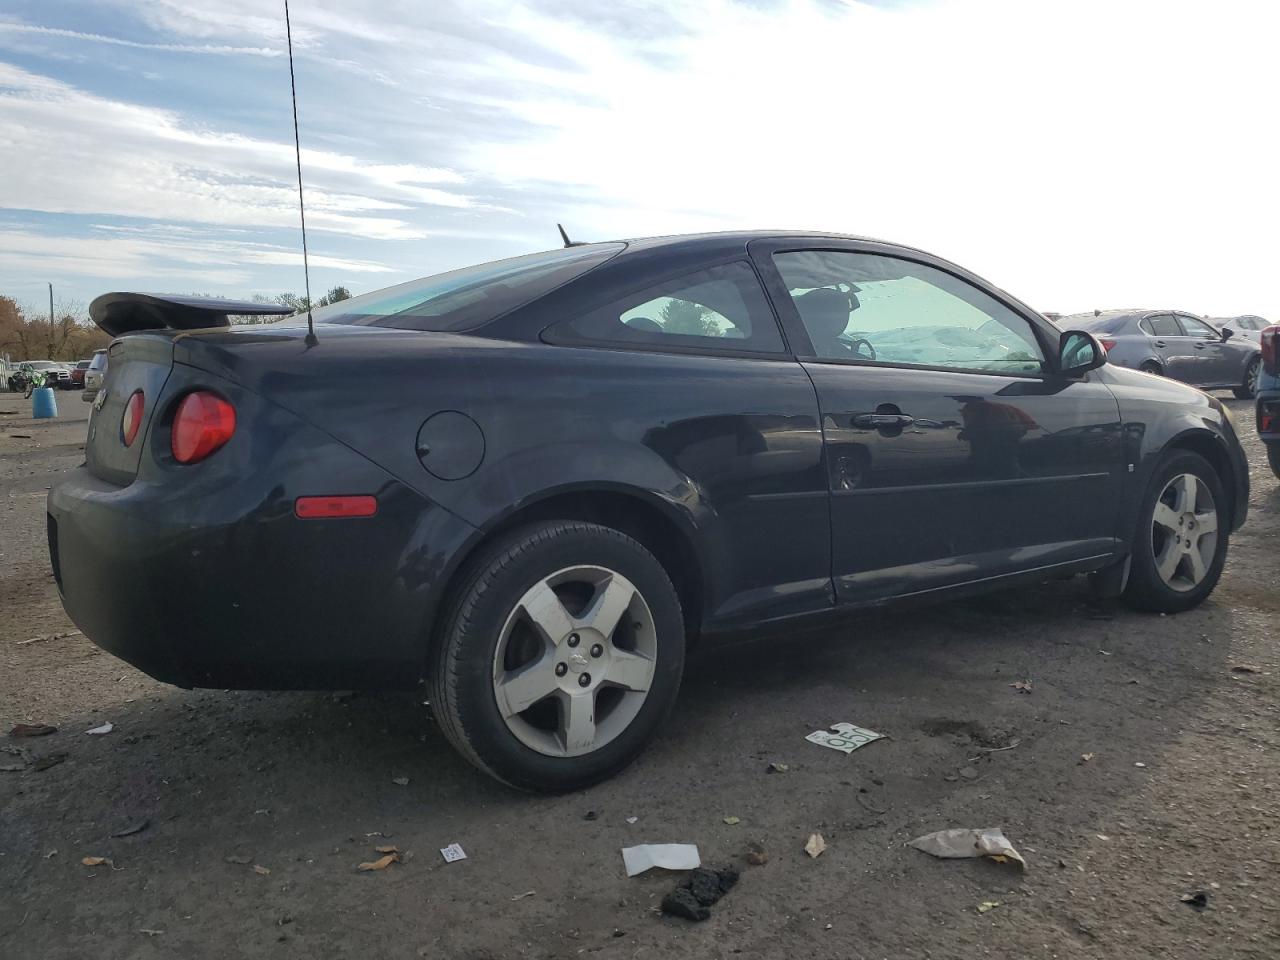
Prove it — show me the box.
[31,386,58,419]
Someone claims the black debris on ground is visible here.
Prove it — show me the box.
[661,866,740,922]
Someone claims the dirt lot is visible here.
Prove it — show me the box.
[1,393,1277,960]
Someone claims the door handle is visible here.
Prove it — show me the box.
[853,413,915,428]
[1194,342,1206,350]
[1154,340,1167,348]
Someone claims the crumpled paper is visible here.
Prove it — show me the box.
[907,827,1026,869]
[622,844,700,877]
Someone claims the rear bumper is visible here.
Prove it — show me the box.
[47,371,476,690]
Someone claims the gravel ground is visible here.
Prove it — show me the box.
[1,393,1277,960]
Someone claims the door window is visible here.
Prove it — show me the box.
[773,250,1044,374]
[548,261,785,354]
[1140,314,1181,337]
[1177,316,1218,339]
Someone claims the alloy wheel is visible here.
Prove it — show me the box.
[1150,473,1218,592]
[492,565,657,757]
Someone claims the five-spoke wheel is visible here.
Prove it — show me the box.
[1123,451,1228,612]
[430,521,685,792]
[493,566,657,757]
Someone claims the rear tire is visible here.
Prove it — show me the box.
[1139,361,1163,377]
[1233,357,1261,400]
[1122,451,1228,613]
[429,521,685,792]
[1268,443,1280,480]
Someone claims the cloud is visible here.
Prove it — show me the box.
[1,0,1277,316]
[0,225,395,284]
[0,61,475,242]
[0,21,281,57]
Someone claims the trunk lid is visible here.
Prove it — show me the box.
[86,334,177,486]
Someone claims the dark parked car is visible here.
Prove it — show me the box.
[1065,309,1261,398]
[1257,324,1280,477]
[48,233,1249,791]
[70,359,91,388]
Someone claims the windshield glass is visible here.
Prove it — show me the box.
[311,243,625,332]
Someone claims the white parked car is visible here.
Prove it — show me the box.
[81,350,107,402]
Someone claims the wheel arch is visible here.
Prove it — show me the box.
[429,484,707,657]
[1160,428,1238,524]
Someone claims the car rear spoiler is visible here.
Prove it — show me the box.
[89,292,294,337]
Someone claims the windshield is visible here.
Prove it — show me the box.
[310,243,625,332]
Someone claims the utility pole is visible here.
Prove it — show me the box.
[48,283,54,324]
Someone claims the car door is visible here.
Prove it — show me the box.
[542,257,833,627]
[1174,314,1229,385]
[751,239,1126,605]
[1139,313,1192,378]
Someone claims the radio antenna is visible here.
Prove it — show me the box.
[284,0,317,346]
[557,223,586,248]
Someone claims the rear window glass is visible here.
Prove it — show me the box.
[1063,314,1127,333]
[546,261,785,355]
[311,243,625,332]
[1140,315,1181,337]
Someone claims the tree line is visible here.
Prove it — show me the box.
[0,296,110,362]
[0,286,354,358]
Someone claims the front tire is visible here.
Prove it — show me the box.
[1122,451,1228,613]
[429,521,685,792]
[1233,357,1261,400]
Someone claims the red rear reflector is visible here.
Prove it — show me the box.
[171,391,236,463]
[295,496,378,519]
[1099,338,1117,354]
[121,390,145,446]
[1262,325,1279,376]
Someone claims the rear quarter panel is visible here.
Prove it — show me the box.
[179,328,831,628]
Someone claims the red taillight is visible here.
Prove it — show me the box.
[294,496,378,519]
[1262,325,1279,376]
[1099,338,1117,354]
[171,391,236,464]
[121,390,145,446]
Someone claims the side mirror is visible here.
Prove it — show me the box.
[1220,327,1234,341]
[1058,330,1107,376]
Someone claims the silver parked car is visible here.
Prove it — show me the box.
[81,349,107,403]
[1212,314,1270,346]
[1065,309,1261,399]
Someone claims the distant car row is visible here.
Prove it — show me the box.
[1047,309,1279,479]
[1059,310,1265,399]
[5,351,107,397]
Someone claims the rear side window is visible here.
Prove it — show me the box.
[1140,314,1181,337]
[547,261,785,354]
[312,243,625,332]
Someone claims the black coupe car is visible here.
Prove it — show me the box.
[48,232,1249,791]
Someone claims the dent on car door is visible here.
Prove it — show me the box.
[753,242,1127,604]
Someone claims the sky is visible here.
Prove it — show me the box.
[0,0,1277,320]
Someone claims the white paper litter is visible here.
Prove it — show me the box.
[439,843,467,863]
[805,722,884,754]
[907,827,1026,869]
[621,844,700,877]
[85,722,114,735]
